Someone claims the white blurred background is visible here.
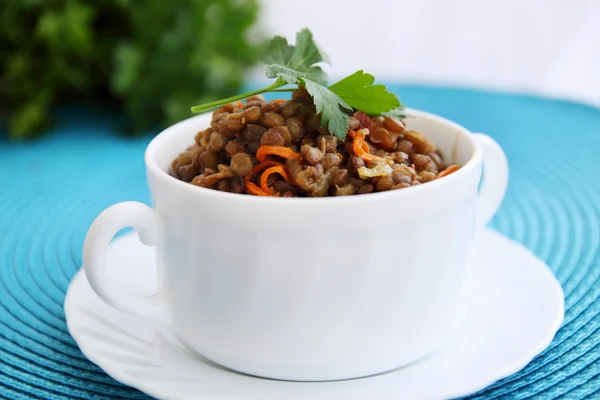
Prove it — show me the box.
[257,0,600,106]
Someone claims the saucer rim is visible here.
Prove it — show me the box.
[64,228,565,400]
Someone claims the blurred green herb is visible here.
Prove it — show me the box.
[1,0,262,140]
[190,28,405,140]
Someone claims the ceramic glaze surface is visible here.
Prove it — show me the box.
[82,110,508,380]
[67,228,564,399]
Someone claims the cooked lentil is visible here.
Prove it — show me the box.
[170,94,460,197]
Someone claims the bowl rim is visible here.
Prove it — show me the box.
[145,108,483,205]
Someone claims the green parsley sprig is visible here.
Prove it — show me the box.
[190,28,405,140]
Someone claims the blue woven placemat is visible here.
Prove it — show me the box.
[0,85,599,399]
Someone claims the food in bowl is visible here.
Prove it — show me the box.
[170,29,459,197]
[171,94,459,197]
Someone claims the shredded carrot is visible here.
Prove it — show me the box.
[251,160,282,176]
[244,175,277,196]
[260,165,289,194]
[436,164,460,179]
[361,141,369,153]
[235,101,244,108]
[335,153,344,162]
[273,99,287,104]
[352,129,393,165]
[256,145,301,162]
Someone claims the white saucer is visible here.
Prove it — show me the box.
[65,229,564,400]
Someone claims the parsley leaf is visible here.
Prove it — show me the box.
[302,78,351,140]
[260,36,294,65]
[289,28,330,70]
[329,70,400,115]
[264,64,306,85]
[192,28,409,141]
[303,65,328,86]
[260,28,329,86]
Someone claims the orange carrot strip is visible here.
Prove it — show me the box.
[273,99,287,104]
[260,165,289,194]
[256,145,301,162]
[436,165,460,179]
[335,153,344,162]
[251,160,282,176]
[244,175,277,196]
[352,129,393,165]
[235,101,244,108]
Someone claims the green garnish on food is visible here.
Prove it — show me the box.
[190,28,405,140]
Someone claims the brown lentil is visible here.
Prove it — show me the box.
[224,140,246,158]
[322,153,342,169]
[292,87,313,104]
[301,144,324,165]
[281,101,301,118]
[247,95,266,102]
[230,177,245,194]
[334,184,357,196]
[246,100,265,108]
[375,176,394,192]
[216,179,230,192]
[358,184,375,194]
[383,117,405,133]
[178,162,199,182]
[417,171,437,183]
[392,169,412,185]
[272,180,295,194]
[331,168,348,186]
[220,103,235,113]
[242,124,267,142]
[428,151,445,170]
[349,155,365,171]
[317,134,338,153]
[260,129,286,146]
[211,112,229,124]
[273,125,293,144]
[412,154,437,172]
[261,112,285,128]
[369,127,398,152]
[404,130,436,154]
[171,97,457,196]
[296,105,315,123]
[392,151,409,165]
[306,115,321,133]
[392,182,411,190]
[225,113,245,131]
[261,101,282,113]
[229,153,253,176]
[286,118,305,142]
[208,132,228,152]
[396,139,415,154]
[198,151,219,171]
[243,106,262,122]
[247,141,261,153]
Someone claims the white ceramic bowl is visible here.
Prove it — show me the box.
[82,109,508,381]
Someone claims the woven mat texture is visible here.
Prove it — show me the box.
[0,85,599,399]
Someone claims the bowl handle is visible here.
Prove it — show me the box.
[82,201,168,326]
[473,134,509,229]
